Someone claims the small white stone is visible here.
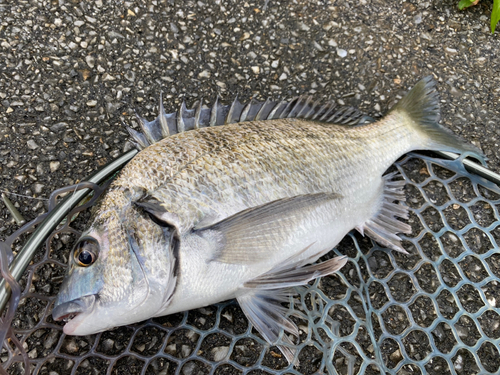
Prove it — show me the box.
[271,60,279,68]
[328,39,337,47]
[298,22,310,31]
[211,346,230,361]
[50,161,60,172]
[337,48,347,58]
[27,140,38,149]
[86,100,97,107]
[102,73,115,81]
[198,70,211,79]
[279,73,287,81]
[444,47,458,55]
[251,66,260,74]
[85,55,95,68]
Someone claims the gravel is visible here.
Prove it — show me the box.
[0,0,499,374]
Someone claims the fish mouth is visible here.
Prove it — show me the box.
[52,295,96,334]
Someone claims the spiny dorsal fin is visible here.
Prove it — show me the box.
[126,93,365,149]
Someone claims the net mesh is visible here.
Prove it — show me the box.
[1,152,500,375]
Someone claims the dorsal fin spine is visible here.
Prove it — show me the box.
[225,95,239,125]
[127,95,365,149]
[255,97,270,121]
[194,98,203,129]
[158,93,170,137]
[304,98,322,119]
[177,101,187,133]
[210,96,219,126]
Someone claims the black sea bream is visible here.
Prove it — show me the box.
[52,77,482,361]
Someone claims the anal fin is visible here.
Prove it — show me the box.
[237,245,348,363]
[359,172,411,253]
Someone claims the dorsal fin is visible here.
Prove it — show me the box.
[126,93,365,150]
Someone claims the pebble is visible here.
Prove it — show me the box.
[337,48,347,58]
[102,73,115,81]
[211,346,230,361]
[33,184,44,193]
[298,22,310,31]
[50,161,60,172]
[198,70,211,79]
[101,339,114,352]
[181,345,191,358]
[27,140,38,149]
[444,47,458,55]
[64,339,79,354]
[85,55,95,68]
[28,349,37,359]
[86,100,98,107]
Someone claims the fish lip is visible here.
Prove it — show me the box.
[52,295,95,322]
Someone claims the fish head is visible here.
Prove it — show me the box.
[53,195,177,335]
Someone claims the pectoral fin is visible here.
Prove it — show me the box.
[237,245,348,363]
[196,193,341,264]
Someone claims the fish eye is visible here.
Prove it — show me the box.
[74,238,99,267]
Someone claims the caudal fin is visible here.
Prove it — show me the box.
[390,76,485,162]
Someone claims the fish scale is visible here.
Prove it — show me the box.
[114,120,394,233]
[51,77,484,362]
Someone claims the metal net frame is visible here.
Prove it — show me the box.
[1,152,499,375]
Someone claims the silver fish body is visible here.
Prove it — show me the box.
[53,77,482,361]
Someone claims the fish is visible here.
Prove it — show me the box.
[52,77,483,362]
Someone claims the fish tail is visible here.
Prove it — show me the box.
[389,76,485,162]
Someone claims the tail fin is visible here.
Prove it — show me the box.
[389,76,485,162]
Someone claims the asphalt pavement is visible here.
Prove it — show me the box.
[0,0,499,373]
